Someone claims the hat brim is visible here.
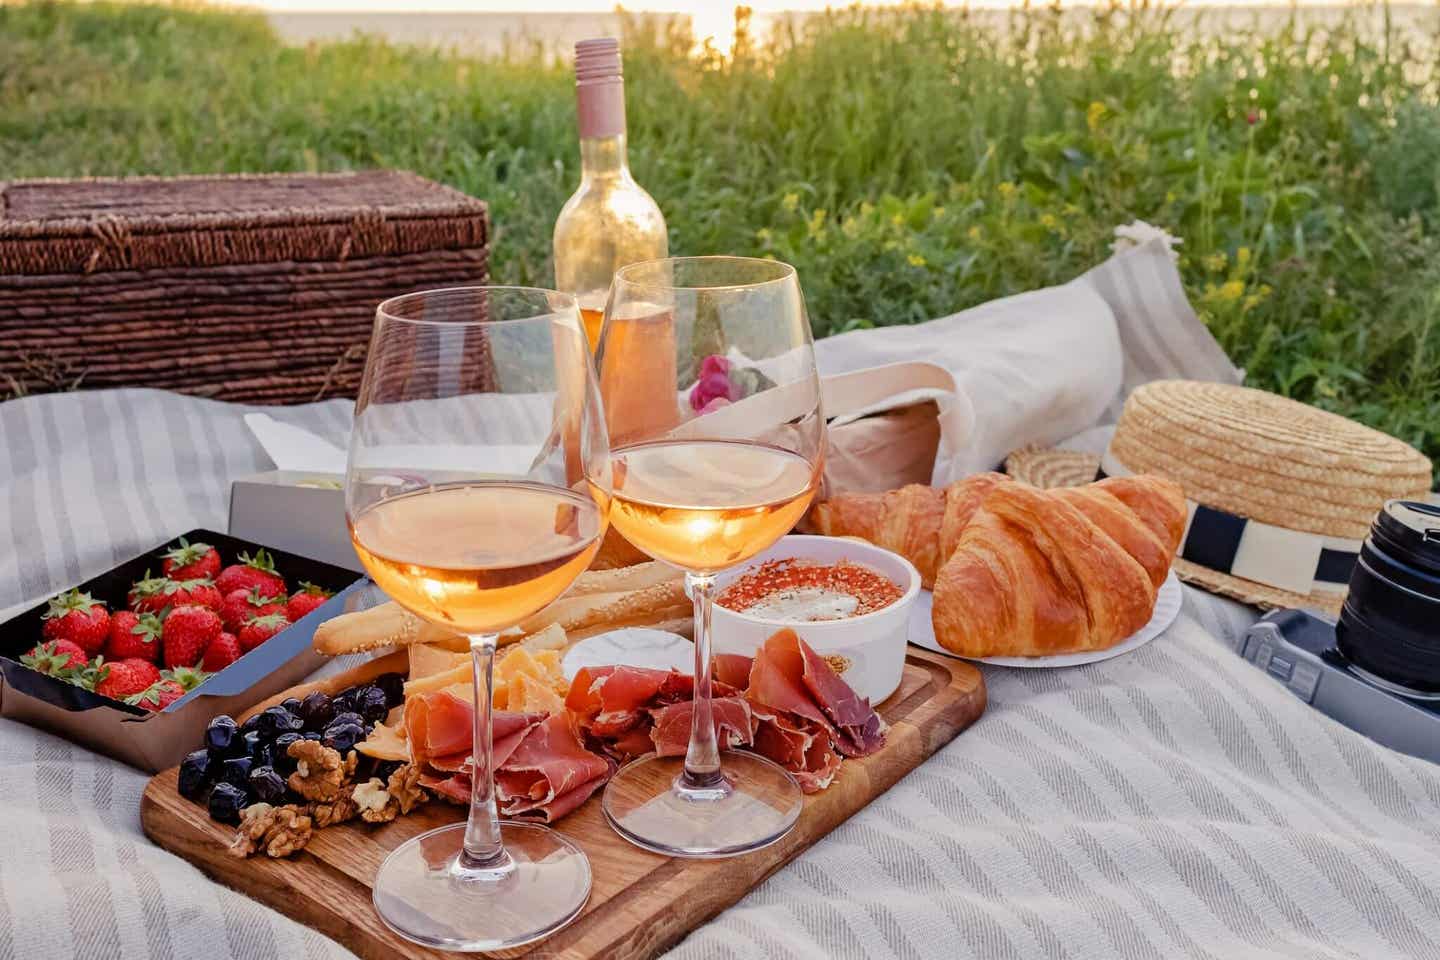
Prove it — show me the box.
[1003,446,1345,617]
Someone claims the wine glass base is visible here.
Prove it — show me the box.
[601,751,804,859]
[371,821,591,952]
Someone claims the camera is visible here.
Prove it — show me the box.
[1236,501,1440,765]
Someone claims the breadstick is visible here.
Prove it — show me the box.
[516,579,688,636]
[236,649,409,725]
[312,603,467,656]
[566,560,680,597]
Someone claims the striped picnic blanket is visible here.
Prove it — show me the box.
[5,388,1440,960]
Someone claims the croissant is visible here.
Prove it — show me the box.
[807,473,1012,587]
[933,480,1183,657]
[810,472,1187,657]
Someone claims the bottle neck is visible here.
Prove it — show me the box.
[579,134,630,181]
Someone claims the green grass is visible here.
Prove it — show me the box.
[3,1,1439,479]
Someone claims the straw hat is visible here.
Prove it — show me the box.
[1006,380,1433,615]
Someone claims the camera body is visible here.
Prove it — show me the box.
[1238,609,1440,765]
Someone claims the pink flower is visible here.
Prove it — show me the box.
[1246,110,1259,126]
[689,355,737,413]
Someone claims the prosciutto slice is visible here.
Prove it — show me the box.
[750,704,842,793]
[648,697,754,758]
[748,629,886,758]
[494,714,614,822]
[406,691,611,822]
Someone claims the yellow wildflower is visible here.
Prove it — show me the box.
[859,201,876,217]
[840,216,859,238]
[1039,213,1059,231]
[1165,191,1177,204]
[1087,101,1107,131]
[1236,247,1252,268]
[933,206,946,220]
[890,213,905,228]
[781,192,799,213]
[967,225,982,242]
[1203,251,1228,273]
[1217,280,1245,302]
[907,253,927,267]
[755,227,772,243]
[997,181,1017,200]
[807,209,827,237]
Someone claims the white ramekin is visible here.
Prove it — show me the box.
[708,535,920,705]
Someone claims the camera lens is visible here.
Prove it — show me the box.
[1337,500,1440,695]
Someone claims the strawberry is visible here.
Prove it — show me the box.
[166,578,222,611]
[94,658,162,701]
[237,613,291,653]
[219,587,286,633]
[41,589,111,655]
[20,639,90,677]
[128,570,170,613]
[129,572,221,614]
[160,537,220,581]
[105,611,163,662]
[165,665,210,692]
[215,549,286,599]
[285,582,332,621]
[162,605,222,669]
[129,678,186,712]
[202,632,243,671]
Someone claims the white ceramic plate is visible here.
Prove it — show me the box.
[907,569,1182,667]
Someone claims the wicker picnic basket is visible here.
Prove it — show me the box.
[0,171,489,403]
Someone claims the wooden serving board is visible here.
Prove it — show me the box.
[141,649,984,960]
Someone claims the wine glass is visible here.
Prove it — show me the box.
[345,286,610,950]
[594,256,825,857]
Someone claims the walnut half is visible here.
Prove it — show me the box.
[388,764,426,815]
[287,739,348,802]
[228,803,314,859]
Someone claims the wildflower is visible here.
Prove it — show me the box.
[1165,191,1177,204]
[890,213,905,228]
[1217,280,1245,302]
[967,225,982,242]
[781,192,799,213]
[860,201,876,217]
[755,227,772,243]
[997,181,1017,200]
[1039,213,1059,231]
[1236,247,1252,268]
[907,253,927,267]
[840,216,859,238]
[1246,110,1259,126]
[1203,251,1228,272]
[807,209,827,237]
[1087,100,1107,131]
[933,206,946,219]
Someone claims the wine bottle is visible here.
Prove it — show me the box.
[553,38,668,351]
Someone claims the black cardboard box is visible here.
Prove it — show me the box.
[0,528,365,773]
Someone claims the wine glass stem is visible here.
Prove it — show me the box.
[682,572,724,789]
[461,633,507,870]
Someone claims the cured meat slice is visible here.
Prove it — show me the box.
[494,714,615,822]
[566,665,673,737]
[648,697,754,758]
[749,704,842,793]
[713,653,754,690]
[747,629,885,758]
[404,691,546,768]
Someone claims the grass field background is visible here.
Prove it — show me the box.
[3,1,1439,478]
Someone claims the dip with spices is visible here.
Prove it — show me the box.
[715,558,903,622]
